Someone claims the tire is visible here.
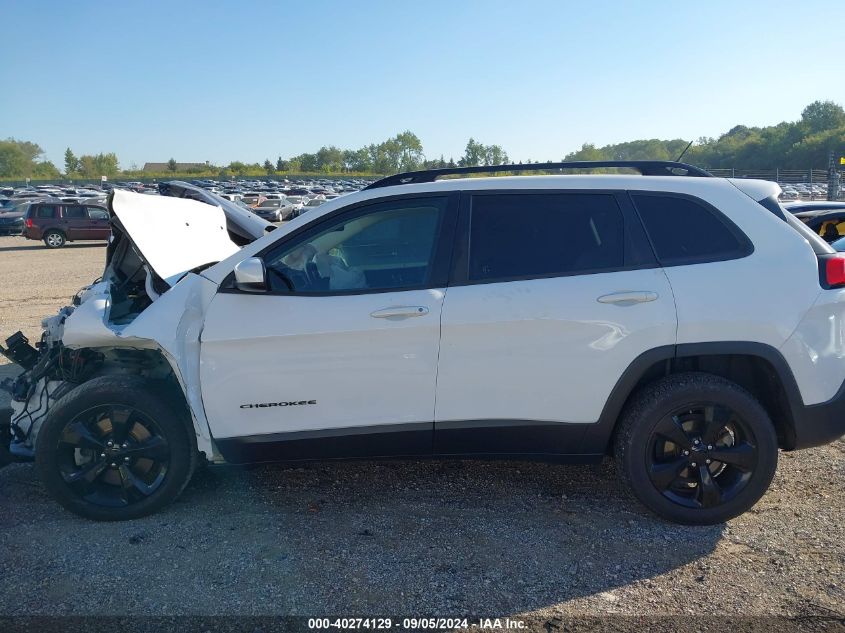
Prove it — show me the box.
[36,375,197,521]
[614,372,778,525]
[43,230,66,249]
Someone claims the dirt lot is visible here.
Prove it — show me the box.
[1,235,844,626]
[0,236,105,361]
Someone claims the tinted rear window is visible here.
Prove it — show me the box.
[35,206,57,218]
[468,193,624,282]
[632,194,751,265]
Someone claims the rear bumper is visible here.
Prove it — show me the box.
[792,380,845,449]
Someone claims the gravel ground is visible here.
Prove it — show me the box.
[0,235,844,626]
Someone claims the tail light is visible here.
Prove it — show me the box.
[25,218,32,228]
[819,254,845,288]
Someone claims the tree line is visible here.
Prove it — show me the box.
[225,132,508,178]
[563,101,845,169]
[1,100,842,181]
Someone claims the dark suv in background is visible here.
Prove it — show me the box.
[0,202,27,236]
[23,202,110,248]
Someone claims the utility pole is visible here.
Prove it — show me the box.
[829,150,842,201]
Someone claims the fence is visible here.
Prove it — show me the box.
[707,168,829,184]
[707,168,843,200]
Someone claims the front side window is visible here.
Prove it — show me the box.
[468,193,624,282]
[631,193,751,265]
[64,205,86,219]
[263,197,446,294]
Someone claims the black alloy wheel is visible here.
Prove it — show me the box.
[56,404,171,508]
[646,403,757,509]
[615,373,778,524]
[36,375,196,520]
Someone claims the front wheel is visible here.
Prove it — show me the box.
[615,372,778,525]
[36,376,197,521]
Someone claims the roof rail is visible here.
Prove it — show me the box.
[364,160,712,190]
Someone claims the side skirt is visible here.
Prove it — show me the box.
[214,420,605,465]
[215,422,433,465]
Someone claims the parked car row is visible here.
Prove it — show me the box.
[778,181,832,201]
[187,177,366,222]
[0,177,371,246]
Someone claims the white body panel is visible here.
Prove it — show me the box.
[781,288,845,405]
[663,183,821,351]
[436,268,677,423]
[199,289,445,439]
[193,175,843,416]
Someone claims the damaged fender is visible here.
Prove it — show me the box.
[60,274,220,458]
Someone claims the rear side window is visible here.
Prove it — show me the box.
[468,193,624,282]
[35,205,57,218]
[631,194,752,265]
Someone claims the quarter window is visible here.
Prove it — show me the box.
[263,197,446,294]
[468,193,624,282]
[86,207,108,220]
[632,194,751,265]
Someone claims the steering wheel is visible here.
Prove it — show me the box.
[304,259,323,288]
[266,266,295,291]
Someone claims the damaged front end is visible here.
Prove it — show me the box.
[0,317,165,464]
[0,187,270,466]
[0,325,83,465]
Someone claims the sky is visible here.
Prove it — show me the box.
[1,0,842,169]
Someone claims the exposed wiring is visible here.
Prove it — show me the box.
[13,377,49,442]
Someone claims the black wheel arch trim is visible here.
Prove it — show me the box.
[582,341,845,454]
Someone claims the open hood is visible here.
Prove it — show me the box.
[110,189,242,284]
[157,180,271,244]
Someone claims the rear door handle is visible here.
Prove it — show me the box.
[370,306,429,319]
[597,291,659,305]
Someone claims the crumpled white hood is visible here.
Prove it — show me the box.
[111,189,241,284]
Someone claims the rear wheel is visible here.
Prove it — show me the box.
[36,376,197,521]
[615,372,778,524]
[43,230,66,248]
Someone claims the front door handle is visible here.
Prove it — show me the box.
[370,306,429,319]
[597,291,659,305]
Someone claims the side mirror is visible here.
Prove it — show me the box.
[233,257,267,292]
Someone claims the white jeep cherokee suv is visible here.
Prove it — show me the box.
[2,161,844,524]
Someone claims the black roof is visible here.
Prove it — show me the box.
[364,160,712,190]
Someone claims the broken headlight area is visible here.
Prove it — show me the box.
[1,329,105,463]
